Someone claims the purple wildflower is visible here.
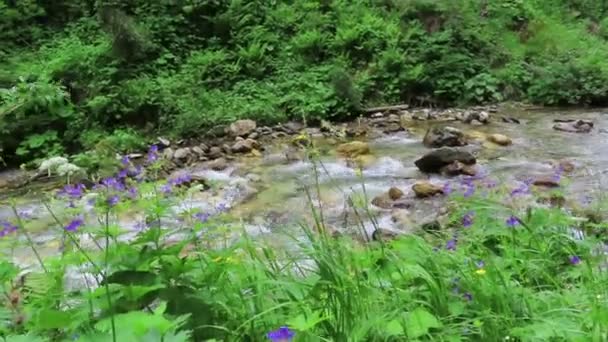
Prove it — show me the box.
[446,239,457,251]
[484,179,497,189]
[0,221,17,237]
[161,184,172,194]
[65,217,84,232]
[569,255,581,265]
[463,183,475,198]
[17,209,34,220]
[127,186,138,199]
[121,155,130,166]
[442,182,452,195]
[216,203,228,213]
[267,327,295,341]
[476,260,485,268]
[117,169,128,179]
[147,145,159,163]
[101,177,125,191]
[463,292,473,301]
[107,195,120,207]
[194,212,210,223]
[169,173,192,187]
[506,215,519,227]
[59,183,86,199]
[462,211,474,227]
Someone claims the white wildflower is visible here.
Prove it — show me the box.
[39,156,69,176]
[56,163,82,177]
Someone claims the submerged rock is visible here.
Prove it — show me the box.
[423,126,467,148]
[412,181,444,198]
[336,141,370,158]
[532,176,560,188]
[487,133,512,146]
[553,119,593,133]
[414,147,476,173]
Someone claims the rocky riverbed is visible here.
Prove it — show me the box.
[2,103,608,268]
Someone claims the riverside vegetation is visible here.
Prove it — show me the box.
[2,1,608,341]
[4,0,608,167]
[1,142,608,341]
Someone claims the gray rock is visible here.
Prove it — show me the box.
[228,119,257,137]
[415,147,476,173]
[162,147,175,160]
[231,139,259,153]
[157,137,171,147]
[423,126,467,148]
[173,147,192,161]
[208,146,223,159]
[553,120,593,133]
[206,157,228,171]
[191,146,205,157]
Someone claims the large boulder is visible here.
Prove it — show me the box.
[423,126,467,148]
[553,119,593,133]
[414,147,476,173]
[228,119,257,137]
[336,141,370,158]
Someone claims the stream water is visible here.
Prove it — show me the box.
[2,106,608,269]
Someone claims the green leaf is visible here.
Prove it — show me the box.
[30,308,76,330]
[405,307,442,338]
[384,319,404,336]
[287,310,326,331]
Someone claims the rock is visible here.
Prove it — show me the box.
[229,119,257,137]
[501,117,521,124]
[470,119,484,126]
[248,132,259,140]
[257,126,273,135]
[347,155,377,169]
[191,146,205,157]
[283,121,304,133]
[371,194,393,209]
[291,134,312,147]
[487,133,512,146]
[345,126,368,137]
[423,126,467,148]
[208,146,223,159]
[463,111,490,124]
[173,148,192,163]
[162,147,175,160]
[207,157,228,171]
[532,176,560,188]
[157,137,171,147]
[198,143,209,152]
[440,161,477,176]
[271,131,288,139]
[231,139,259,153]
[553,120,593,133]
[383,123,403,133]
[412,181,444,198]
[391,209,414,231]
[414,147,476,173]
[222,144,232,154]
[336,141,370,158]
[420,220,442,232]
[371,112,384,118]
[388,187,404,200]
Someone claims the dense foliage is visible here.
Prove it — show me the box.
[3,0,608,164]
[1,147,607,341]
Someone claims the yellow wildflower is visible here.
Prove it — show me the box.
[475,268,486,275]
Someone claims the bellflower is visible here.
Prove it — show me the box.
[267,327,295,341]
[147,145,159,163]
[65,217,84,232]
[121,155,130,166]
[506,215,519,227]
[462,211,474,227]
[59,183,86,199]
[446,238,457,251]
[569,255,581,265]
[107,195,120,207]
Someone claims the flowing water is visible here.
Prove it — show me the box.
[2,106,608,268]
